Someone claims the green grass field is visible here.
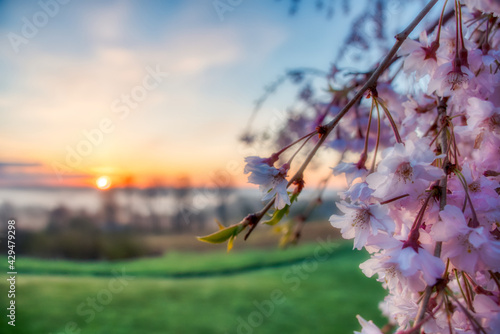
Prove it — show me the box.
[0,241,386,334]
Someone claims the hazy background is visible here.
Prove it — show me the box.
[0,0,360,236]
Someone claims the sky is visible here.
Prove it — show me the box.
[0,0,415,189]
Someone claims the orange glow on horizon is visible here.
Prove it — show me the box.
[6,160,346,190]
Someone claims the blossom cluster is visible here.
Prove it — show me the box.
[330,2,500,332]
[240,1,500,333]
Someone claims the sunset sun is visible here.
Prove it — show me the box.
[96,176,112,190]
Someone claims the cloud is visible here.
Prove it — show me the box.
[0,162,41,168]
[0,161,88,188]
[82,0,133,43]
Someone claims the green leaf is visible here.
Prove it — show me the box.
[263,192,299,226]
[263,206,290,226]
[197,223,245,244]
[227,235,235,252]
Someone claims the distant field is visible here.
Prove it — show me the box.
[13,235,343,277]
[0,241,386,334]
[142,220,342,253]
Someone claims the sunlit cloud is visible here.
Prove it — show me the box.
[0,0,338,188]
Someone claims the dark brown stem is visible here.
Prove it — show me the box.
[380,193,410,205]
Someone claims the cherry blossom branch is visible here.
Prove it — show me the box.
[359,98,376,168]
[379,193,409,205]
[201,2,500,331]
[400,298,446,334]
[275,130,318,158]
[374,96,403,144]
[446,289,488,334]
[242,0,441,241]
[414,98,449,325]
[453,170,480,228]
[370,100,382,173]
[436,98,450,253]
[288,0,440,182]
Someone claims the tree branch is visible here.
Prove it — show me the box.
[244,0,440,241]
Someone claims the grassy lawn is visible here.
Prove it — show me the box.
[0,242,386,334]
[10,240,345,277]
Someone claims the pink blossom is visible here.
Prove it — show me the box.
[427,60,475,97]
[464,0,500,15]
[433,205,471,242]
[379,292,419,329]
[398,30,441,80]
[330,201,395,250]
[244,156,291,209]
[332,162,368,187]
[435,205,500,273]
[354,315,383,334]
[472,134,500,172]
[386,244,445,287]
[400,95,437,138]
[359,232,443,292]
[360,253,426,292]
[340,182,374,203]
[447,163,500,213]
[457,98,500,138]
[473,294,500,331]
[366,139,444,201]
